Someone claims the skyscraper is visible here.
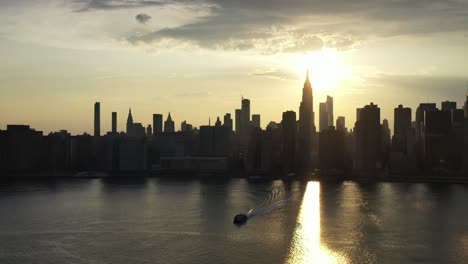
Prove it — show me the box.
[94,102,100,136]
[336,116,346,131]
[393,105,411,152]
[164,113,175,133]
[319,102,328,132]
[354,102,382,175]
[146,125,152,135]
[181,120,187,132]
[215,117,222,127]
[126,108,133,135]
[252,114,261,128]
[281,111,296,174]
[326,96,333,129]
[298,69,315,171]
[241,98,250,127]
[235,109,242,134]
[223,113,233,131]
[111,112,117,133]
[153,114,163,134]
[441,101,457,111]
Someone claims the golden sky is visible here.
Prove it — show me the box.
[1,0,467,134]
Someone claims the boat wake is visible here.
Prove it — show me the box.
[247,187,290,218]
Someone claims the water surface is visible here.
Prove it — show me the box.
[0,178,467,263]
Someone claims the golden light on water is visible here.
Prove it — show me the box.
[287,182,348,264]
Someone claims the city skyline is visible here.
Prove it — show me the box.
[1,1,468,134]
[2,71,468,136]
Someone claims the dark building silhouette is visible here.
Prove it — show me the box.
[382,119,391,150]
[146,125,152,135]
[241,98,250,130]
[319,127,346,177]
[153,114,163,134]
[126,109,134,135]
[223,113,233,131]
[354,103,382,176]
[94,102,100,136]
[319,102,328,132]
[71,133,94,171]
[44,130,72,172]
[164,113,175,133]
[281,111,296,174]
[235,109,242,134]
[199,125,231,157]
[422,109,452,170]
[393,105,411,153]
[336,116,346,131]
[0,125,43,172]
[112,112,117,133]
[326,96,333,129]
[126,109,145,137]
[441,101,456,111]
[298,70,315,171]
[416,103,437,138]
[215,117,222,127]
[252,114,261,128]
[119,137,147,172]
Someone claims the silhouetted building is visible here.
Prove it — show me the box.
[441,101,456,111]
[354,103,382,176]
[252,114,261,128]
[71,133,94,171]
[131,123,146,137]
[112,112,117,133]
[326,96,333,129]
[298,70,315,171]
[235,109,242,134]
[0,125,43,172]
[319,102,328,132]
[223,113,233,131]
[164,113,175,133]
[146,125,152,135]
[242,98,250,130]
[416,103,437,138]
[153,114,163,134]
[44,130,72,172]
[126,108,133,135]
[319,127,346,177]
[215,117,222,127]
[393,105,411,153]
[422,109,452,170]
[119,137,147,172]
[266,121,279,130]
[382,119,391,151]
[94,102,100,136]
[199,126,231,157]
[336,116,346,131]
[181,120,188,132]
[281,111,296,174]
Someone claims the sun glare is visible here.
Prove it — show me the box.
[287,182,347,264]
[291,49,351,93]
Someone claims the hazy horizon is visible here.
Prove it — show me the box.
[1,0,468,134]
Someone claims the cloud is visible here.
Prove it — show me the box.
[251,68,296,80]
[124,0,468,53]
[136,13,152,24]
[73,0,169,12]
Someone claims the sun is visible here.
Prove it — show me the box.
[291,49,351,93]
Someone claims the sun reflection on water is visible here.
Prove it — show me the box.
[287,182,348,264]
